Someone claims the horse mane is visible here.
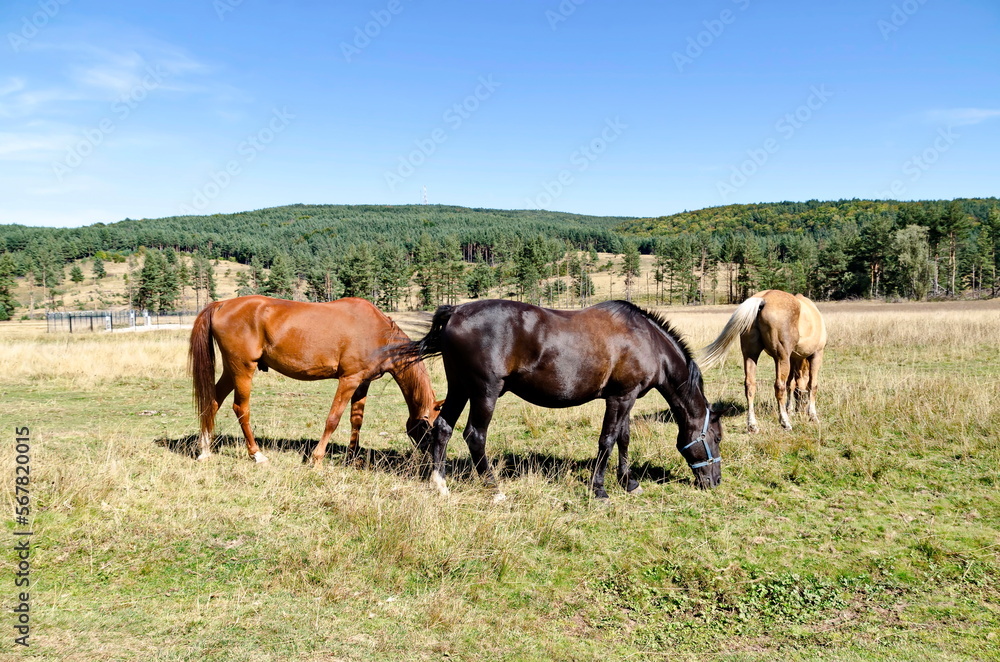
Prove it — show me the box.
[595,300,704,394]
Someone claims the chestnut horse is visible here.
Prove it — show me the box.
[699,289,827,432]
[189,296,440,464]
[395,299,722,498]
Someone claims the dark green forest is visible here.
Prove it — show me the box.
[0,199,998,319]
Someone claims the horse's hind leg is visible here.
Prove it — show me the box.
[346,381,371,465]
[310,374,363,466]
[806,349,823,423]
[742,347,762,433]
[773,350,793,431]
[232,371,268,463]
[464,389,503,497]
[198,371,235,461]
[791,357,810,415]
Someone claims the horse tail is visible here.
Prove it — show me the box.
[698,296,765,369]
[391,305,456,364]
[189,302,219,435]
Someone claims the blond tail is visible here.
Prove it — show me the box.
[698,297,765,369]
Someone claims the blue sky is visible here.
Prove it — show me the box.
[2,0,998,227]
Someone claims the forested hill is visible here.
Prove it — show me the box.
[615,198,1000,238]
[0,204,628,264]
[2,198,999,318]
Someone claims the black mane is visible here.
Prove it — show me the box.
[595,300,703,392]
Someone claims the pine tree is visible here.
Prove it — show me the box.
[412,233,438,309]
[939,201,971,295]
[159,253,180,311]
[892,225,932,299]
[375,244,410,311]
[70,264,84,283]
[339,243,377,301]
[0,254,18,321]
[197,254,218,303]
[136,251,164,311]
[92,256,106,280]
[983,208,1000,297]
[305,257,341,303]
[176,259,191,308]
[619,240,641,302]
[264,253,296,299]
[466,261,496,299]
[569,252,595,305]
[439,236,465,305]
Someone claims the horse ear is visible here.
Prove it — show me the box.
[434,399,446,411]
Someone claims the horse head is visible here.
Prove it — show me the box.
[406,398,444,450]
[678,408,723,489]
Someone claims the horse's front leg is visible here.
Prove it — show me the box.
[592,397,633,499]
[310,375,363,466]
[614,398,641,495]
[346,381,371,466]
[425,393,468,496]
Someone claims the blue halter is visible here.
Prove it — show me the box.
[682,410,719,469]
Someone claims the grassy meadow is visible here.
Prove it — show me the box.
[1,300,999,661]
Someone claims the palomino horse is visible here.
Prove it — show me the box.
[395,299,722,498]
[699,289,827,432]
[189,296,440,464]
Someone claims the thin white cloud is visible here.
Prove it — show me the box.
[0,77,26,96]
[922,108,1000,126]
[0,131,74,161]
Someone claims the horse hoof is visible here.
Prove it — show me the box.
[196,452,212,462]
[492,492,507,504]
[252,451,269,464]
[431,471,450,497]
[747,424,760,434]
[627,486,644,496]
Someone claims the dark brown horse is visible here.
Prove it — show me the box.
[189,296,440,464]
[699,289,827,432]
[395,299,722,498]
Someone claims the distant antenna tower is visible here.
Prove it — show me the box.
[422,185,428,205]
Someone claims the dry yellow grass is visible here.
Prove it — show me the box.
[1,298,998,660]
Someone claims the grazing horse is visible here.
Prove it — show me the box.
[189,296,440,464]
[699,289,827,432]
[395,299,722,498]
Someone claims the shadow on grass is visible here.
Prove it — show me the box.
[155,431,692,488]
